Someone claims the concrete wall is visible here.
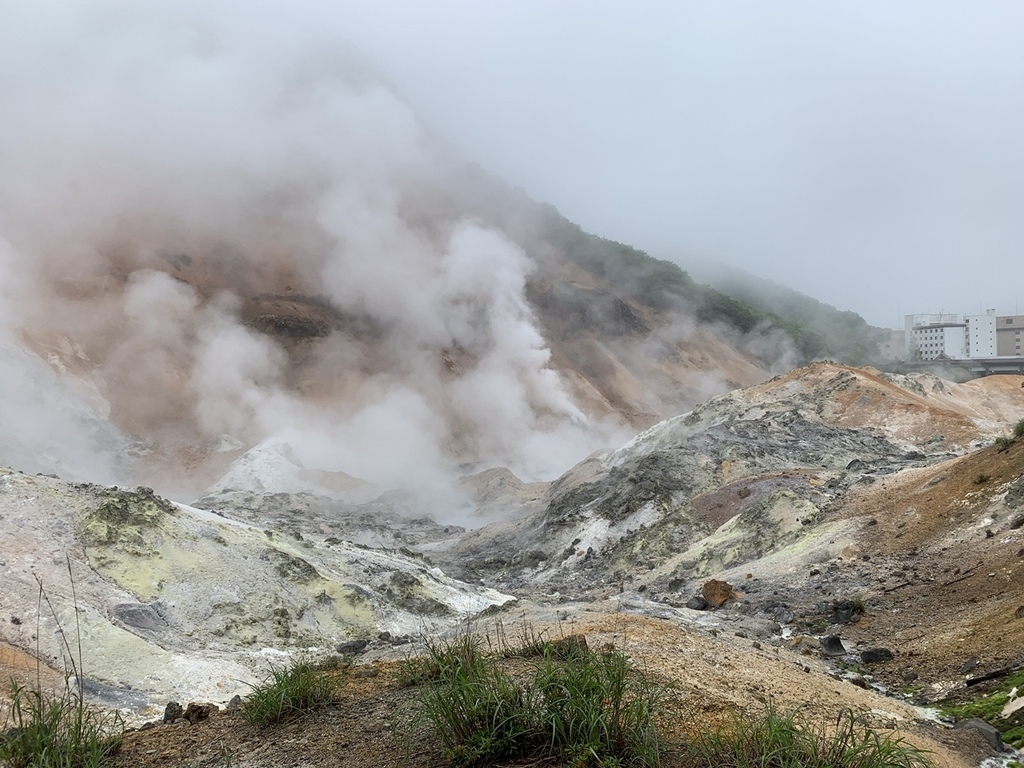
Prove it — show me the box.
[997,315,1024,356]
[965,310,997,358]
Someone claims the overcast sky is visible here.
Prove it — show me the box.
[313,1,1024,328]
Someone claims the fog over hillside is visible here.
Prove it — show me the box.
[0,3,632,496]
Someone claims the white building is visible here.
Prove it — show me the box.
[904,313,967,360]
[965,309,997,358]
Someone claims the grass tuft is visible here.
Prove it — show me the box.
[686,704,931,768]
[0,681,122,768]
[1014,418,1024,440]
[241,660,337,726]
[408,634,666,767]
[535,644,665,767]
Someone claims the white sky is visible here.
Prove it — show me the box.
[316,1,1024,328]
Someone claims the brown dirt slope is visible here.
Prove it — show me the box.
[108,611,988,768]
[835,437,1024,692]
[748,363,1024,449]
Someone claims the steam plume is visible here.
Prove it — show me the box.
[0,2,615,498]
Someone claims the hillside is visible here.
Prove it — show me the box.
[3,363,1023,767]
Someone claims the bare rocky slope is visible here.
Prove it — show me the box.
[3,362,1024,768]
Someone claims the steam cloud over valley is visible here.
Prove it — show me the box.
[0,3,622,501]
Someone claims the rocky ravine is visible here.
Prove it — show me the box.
[2,362,1024,764]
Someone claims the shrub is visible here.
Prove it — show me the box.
[996,436,1014,451]
[686,704,931,768]
[241,660,337,725]
[974,474,991,485]
[0,682,122,768]
[1014,418,1024,439]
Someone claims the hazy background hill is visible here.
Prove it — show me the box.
[0,9,885,502]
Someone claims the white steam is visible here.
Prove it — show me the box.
[0,2,613,499]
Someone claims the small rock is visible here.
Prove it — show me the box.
[377,631,392,642]
[829,599,863,625]
[10,616,21,626]
[1015,605,1024,620]
[959,657,980,674]
[163,701,183,724]
[861,647,894,664]
[752,641,762,650]
[820,635,847,657]
[685,596,709,611]
[849,675,870,690]
[391,636,411,647]
[902,669,918,682]
[337,639,369,656]
[953,718,1004,752]
[183,702,216,724]
[227,695,242,710]
[138,721,157,731]
[352,668,379,679]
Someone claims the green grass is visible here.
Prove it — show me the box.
[408,635,667,767]
[411,636,536,767]
[939,669,1024,750]
[1014,418,1024,440]
[0,681,122,768]
[0,560,123,768]
[241,660,338,725]
[534,645,665,767]
[686,704,931,768]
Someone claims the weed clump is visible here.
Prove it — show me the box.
[241,660,337,726]
[1014,418,1024,440]
[686,704,931,768]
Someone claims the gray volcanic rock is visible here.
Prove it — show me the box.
[0,469,512,709]
[442,364,984,598]
[1006,474,1024,511]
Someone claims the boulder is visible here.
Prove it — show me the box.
[953,718,1004,752]
[163,701,183,724]
[860,647,894,663]
[337,639,369,656]
[820,635,847,656]
[702,579,736,609]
